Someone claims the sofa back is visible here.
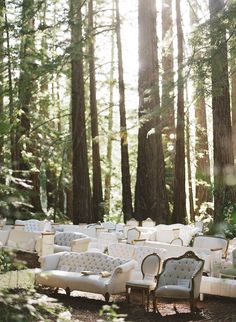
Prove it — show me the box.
[57,251,128,273]
[54,232,88,246]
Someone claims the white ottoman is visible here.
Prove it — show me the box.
[200,276,236,300]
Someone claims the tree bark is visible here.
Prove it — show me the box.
[71,0,93,224]
[88,0,104,222]
[104,0,115,216]
[115,0,133,222]
[135,0,169,223]
[209,0,236,222]
[172,0,186,224]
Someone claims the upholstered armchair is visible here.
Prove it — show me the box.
[54,232,90,253]
[153,251,204,313]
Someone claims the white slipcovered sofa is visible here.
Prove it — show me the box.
[54,232,90,253]
[36,251,136,302]
[0,229,41,253]
[0,229,55,258]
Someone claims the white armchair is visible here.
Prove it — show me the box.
[54,232,90,253]
[153,251,204,313]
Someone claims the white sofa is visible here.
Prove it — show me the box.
[108,243,166,279]
[36,251,136,302]
[139,224,200,246]
[54,232,90,253]
[0,229,54,257]
[15,219,52,232]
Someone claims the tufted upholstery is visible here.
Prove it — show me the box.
[55,232,87,247]
[54,232,90,253]
[36,251,136,302]
[15,219,52,233]
[57,251,126,273]
[108,243,135,260]
[153,251,204,313]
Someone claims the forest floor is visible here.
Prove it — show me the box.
[43,288,236,322]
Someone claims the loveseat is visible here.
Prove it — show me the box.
[36,251,136,302]
[54,232,90,253]
[0,229,54,258]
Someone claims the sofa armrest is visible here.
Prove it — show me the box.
[71,237,90,252]
[40,252,63,270]
[111,259,136,276]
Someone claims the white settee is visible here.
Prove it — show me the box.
[54,232,90,253]
[0,229,42,253]
[15,219,52,232]
[0,229,54,257]
[108,243,166,279]
[36,251,136,302]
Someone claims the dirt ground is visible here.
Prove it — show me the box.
[47,289,236,322]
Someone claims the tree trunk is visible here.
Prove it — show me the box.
[209,0,236,222]
[135,0,169,223]
[0,0,4,172]
[172,0,186,224]
[70,0,93,224]
[231,56,236,163]
[4,1,15,170]
[115,0,133,222]
[161,0,175,192]
[195,85,212,211]
[104,0,115,216]
[88,0,104,222]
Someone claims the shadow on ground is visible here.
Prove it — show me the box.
[40,288,236,322]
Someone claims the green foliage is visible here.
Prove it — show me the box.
[98,304,127,322]
[0,248,26,274]
[206,202,236,238]
[0,289,71,322]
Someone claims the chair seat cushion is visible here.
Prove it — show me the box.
[36,270,110,295]
[126,279,156,290]
[155,285,191,299]
[220,268,236,277]
[54,245,71,253]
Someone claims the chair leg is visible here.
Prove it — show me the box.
[65,287,70,297]
[153,296,157,313]
[126,286,130,303]
[190,298,197,312]
[147,290,150,312]
[104,292,110,303]
[142,289,145,305]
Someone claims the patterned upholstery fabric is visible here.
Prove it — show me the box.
[158,257,202,288]
[54,232,88,247]
[57,251,128,273]
[134,246,166,269]
[108,243,135,260]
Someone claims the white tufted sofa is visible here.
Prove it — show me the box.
[15,219,52,233]
[36,251,136,301]
[54,232,90,253]
[108,243,166,279]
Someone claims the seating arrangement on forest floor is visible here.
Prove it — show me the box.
[0,217,236,304]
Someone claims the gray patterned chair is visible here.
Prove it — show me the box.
[153,251,204,313]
